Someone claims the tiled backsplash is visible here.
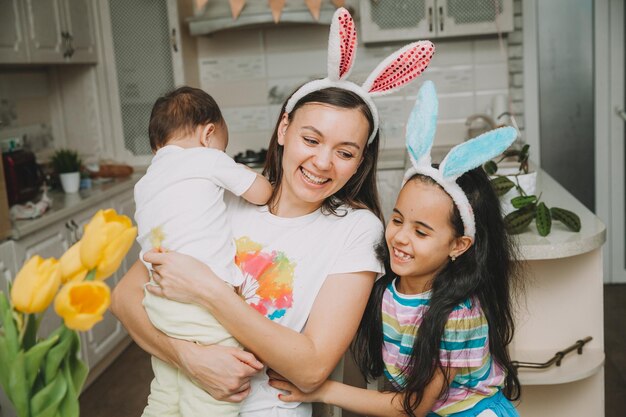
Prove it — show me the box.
[198,27,510,156]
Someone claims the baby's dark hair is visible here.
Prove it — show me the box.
[148,86,224,151]
[352,167,521,416]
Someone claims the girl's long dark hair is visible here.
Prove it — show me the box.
[352,168,521,416]
[263,87,383,222]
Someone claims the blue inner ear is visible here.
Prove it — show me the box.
[441,127,518,179]
[406,81,438,164]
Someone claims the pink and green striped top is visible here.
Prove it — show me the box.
[382,279,505,415]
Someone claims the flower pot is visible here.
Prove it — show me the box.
[495,167,537,215]
[59,172,80,194]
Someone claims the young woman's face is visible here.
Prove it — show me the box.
[385,180,460,288]
[277,103,369,210]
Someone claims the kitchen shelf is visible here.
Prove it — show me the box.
[513,348,605,386]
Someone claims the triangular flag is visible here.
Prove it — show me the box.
[305,0,322,20]
[229,0,246,19]
[331,0,345,7]
[268,0,285,23]
[195,0,209,12]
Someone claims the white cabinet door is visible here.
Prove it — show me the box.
[23,0,66,63]
[436,0,513,38]
[79,195,134,367]
[0,0,28,63]
[60,0,97,63]
[13,220,71,338]
[360,0,432,43]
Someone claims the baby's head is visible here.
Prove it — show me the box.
[148,86,228,152]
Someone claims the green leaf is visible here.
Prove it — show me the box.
[483,160,498,175]
[66,331,88,391]
[23,313,39,350]
[31,372,67,417]
[8,351,29,417]
[0,293,19,361]
[511,195,537,209]
[0,291,9,323]
[0,337,11,392]
[535,202,552,236]
[504,206,536,234]
[25,334,60,389]
[45,327,73,384]
[550,207,582,232]
[57,362,80,417]
[491,176,516,197]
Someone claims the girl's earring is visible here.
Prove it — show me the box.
[450,254,456,262]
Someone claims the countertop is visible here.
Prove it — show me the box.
[512,170,606,260]
[8,154,606,260]
[11,174,141,240]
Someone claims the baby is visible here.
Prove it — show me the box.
[134,86,272,417]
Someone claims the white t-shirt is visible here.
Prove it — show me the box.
[134,145,257,285]
[225,194,385,416]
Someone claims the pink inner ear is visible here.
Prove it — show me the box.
[337,10,356,79]
[370,43,434,93]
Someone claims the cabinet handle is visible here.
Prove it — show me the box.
[439,6,444,32]
[66,33,75,58]
[616,106,626,121]
[428,7,433,32]
[171,28,178,53]
[61,31,69,58]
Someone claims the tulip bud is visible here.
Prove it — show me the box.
[54,280,111,331]
[59,241,88,283]
[11,256,62,314]
[79,209,137,281]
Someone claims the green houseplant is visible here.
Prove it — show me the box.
[51,149,82,194]
[484,145,581,236]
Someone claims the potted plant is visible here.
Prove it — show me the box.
[51,149,82,193]
[484,145,581,237]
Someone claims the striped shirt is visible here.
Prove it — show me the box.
[382,279,505,415]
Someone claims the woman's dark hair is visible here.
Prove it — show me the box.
[148,86,224,152]
[352,167,521,416]
[263,87,383,222]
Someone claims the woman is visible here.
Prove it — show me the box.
[111,8,434,416]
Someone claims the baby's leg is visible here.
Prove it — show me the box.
[142,357,181,417]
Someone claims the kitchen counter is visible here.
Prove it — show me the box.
[11,174,141,240]
[513,169,606,260]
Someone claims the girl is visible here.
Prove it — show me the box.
[269,81,522,417]
[111,8,435,417]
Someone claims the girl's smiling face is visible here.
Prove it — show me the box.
[276,103,369,214]
[385,178,472,293]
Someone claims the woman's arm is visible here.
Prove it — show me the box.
[110,259,264,401]
[145,250,375,392]
[269,368,456,417]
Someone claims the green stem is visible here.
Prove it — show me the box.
[85,269,97,281]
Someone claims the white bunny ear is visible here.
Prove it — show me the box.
[327,7,357,81]
[362,41,434,96]
[440,127,518,180]
[406,81,438,168]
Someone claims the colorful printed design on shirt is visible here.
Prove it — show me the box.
[382,280,505,415]
[235,237,295,321]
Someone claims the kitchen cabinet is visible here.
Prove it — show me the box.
[24,0,97,63]
[0,0,29,63]
[376,168,404,222]
[360,0,513,44]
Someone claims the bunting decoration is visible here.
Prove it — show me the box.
[331,0,345,7]
[305,0,323,20]
[269,0,286,23]
[195,0,209,13]
[229,0,246,19]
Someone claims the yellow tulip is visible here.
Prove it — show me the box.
[79,209,137,281]
[59,241,88,283]
[11,256,62,314]
[54,280,111,331]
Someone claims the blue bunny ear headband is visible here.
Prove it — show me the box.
[403,81,518,239]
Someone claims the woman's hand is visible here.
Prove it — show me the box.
[175,339,264,402]
[268,370,328,403]
[144,250,229,306]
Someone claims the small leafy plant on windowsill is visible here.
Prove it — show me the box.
[484,144,581,236]
[50,149,81,174]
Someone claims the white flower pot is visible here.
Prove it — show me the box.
[495,167,537,215]
[60,172,80,194]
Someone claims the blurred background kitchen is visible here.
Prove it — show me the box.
[0,0,623,416]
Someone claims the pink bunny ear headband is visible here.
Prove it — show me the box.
[284,7,435,144]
